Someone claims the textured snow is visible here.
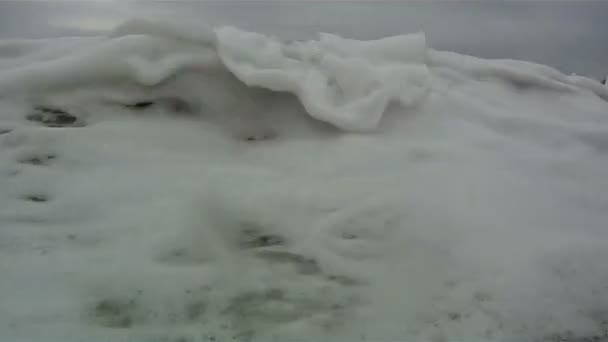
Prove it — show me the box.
[1,19,608,342]
[216,27,430,131]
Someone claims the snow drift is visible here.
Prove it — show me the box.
[1,18,608,342]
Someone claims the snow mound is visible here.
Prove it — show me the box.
[1,18,608,342]
[1,18,603,133]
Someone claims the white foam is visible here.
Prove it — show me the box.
[1,18,608,342]
[216,27,430,131]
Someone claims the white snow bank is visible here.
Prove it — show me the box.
[1,18,608,342]
[429,50,608,100]
[0,19,431,132]
[0,19,605,131]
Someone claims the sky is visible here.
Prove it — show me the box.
[0,0,606,79]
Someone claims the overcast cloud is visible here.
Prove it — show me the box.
[0,0,606,78]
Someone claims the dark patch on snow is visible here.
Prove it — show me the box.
[125,101,155,110]
[185,300,207,321]
[326,274,366,286]
[447,312,462,321]
[18,154,56,166]
[243,131,276,142]
[472,290,493,303]
[92,298,138,328]
[35,106,68,115]
[341,232,358,240]
[23,194,48,203]
[166,98,193,113]
[254,250,321,275]
[123,98,194,114]
[543,331,608,342]
[238,226,284,249]
[27,106,82,127]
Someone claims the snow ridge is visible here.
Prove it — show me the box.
[0,19,605,132]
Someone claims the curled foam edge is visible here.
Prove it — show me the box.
[215,26,431,132]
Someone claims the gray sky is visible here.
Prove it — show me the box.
[0,0,606,79]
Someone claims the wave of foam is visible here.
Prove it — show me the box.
[0,19,605,132]
[1,18,608,342]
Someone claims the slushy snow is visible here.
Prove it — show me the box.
[1,18,608,342]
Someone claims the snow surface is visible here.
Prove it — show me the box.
[1,18,608,342]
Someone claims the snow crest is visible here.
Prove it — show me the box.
[0,19,603,132]
[216,27,430,131]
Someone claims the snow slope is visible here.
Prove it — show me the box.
[1,18,608,341]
